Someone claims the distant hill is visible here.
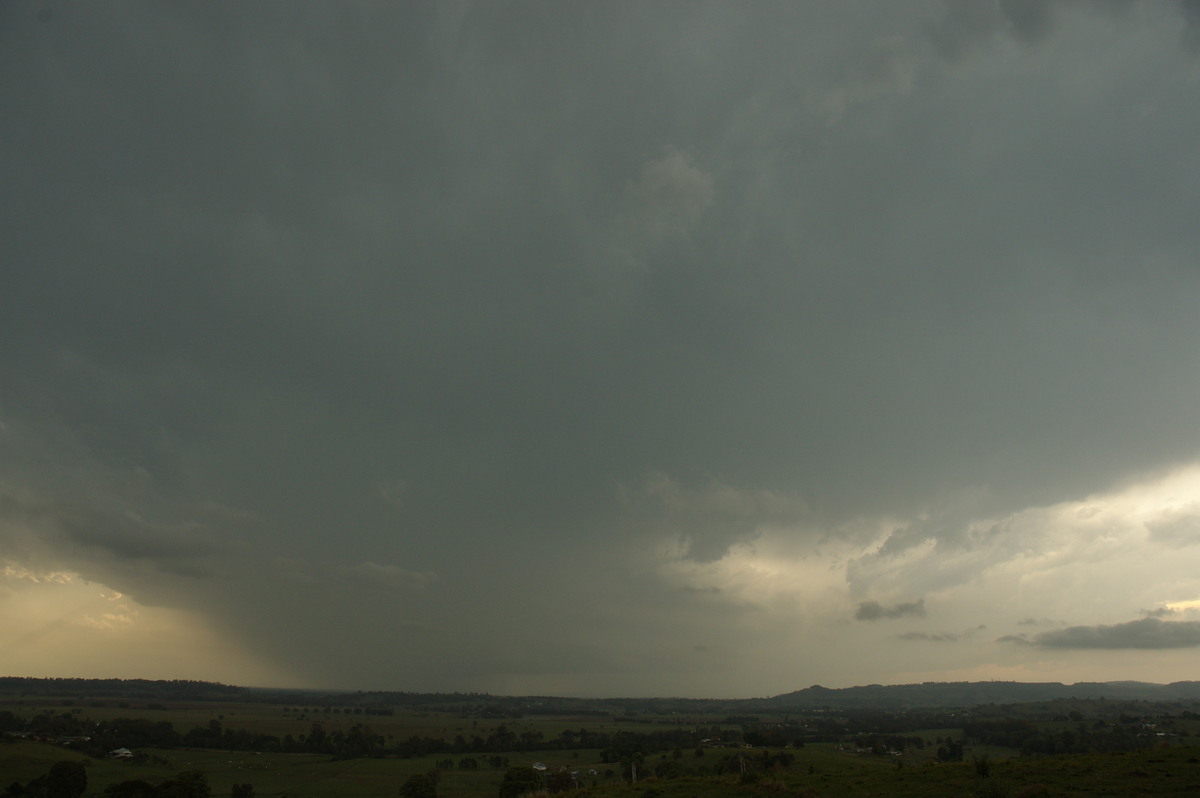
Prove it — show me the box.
[754,680,1200,710]
[0,677,248,701]
[5,676,1200,712]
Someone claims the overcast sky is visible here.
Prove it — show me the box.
[4,0,1200,697]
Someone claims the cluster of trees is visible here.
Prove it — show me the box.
[849,734,926,755]
[3,761,87,798]
[101,772,227,798]
[742,726,807,747]
[492,748,802,798]
[963,718,1159,756]
[51,717,382,760]
[0,679,245,702]
[3,763,230,798]
[399,772,438,798]
[393,723,728,760]
[936,738,964,762]
[432,756,509,770]
[9,708,740,765]
[282,706,393,717]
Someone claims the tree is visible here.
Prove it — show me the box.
[497,766,541,798]
[399,773,437,798]
[17,761,87,798]
[103,781,157,798]
[156,772,210,798]
[545,769,574,794]
[44,762,87,798]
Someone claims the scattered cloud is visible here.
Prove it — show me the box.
[856,599,926,622]
[1002,618,1200,650]
[898,631,959,642]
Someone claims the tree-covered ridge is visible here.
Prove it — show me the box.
[0,679,247,702]
[7,676,1200,714]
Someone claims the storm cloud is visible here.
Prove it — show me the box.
[4,0,1200,695]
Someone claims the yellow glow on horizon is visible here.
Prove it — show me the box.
[0,563,302,687]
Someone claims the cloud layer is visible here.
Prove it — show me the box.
[4,0,1200,695]
[1004,618,1200,650]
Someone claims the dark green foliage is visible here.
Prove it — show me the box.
[936,738,963,761]
[43,761,86,798]
[545,769,575,793]
[976,780,1010,798]
[399,772,437,798]
[965,715,1157,756]
[497,766,541,798]
[154,772,209,798]
[10,761,87,798]
[103,782,156,798]
[0,679,245,703]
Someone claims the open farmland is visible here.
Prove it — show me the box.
[7,680,1200,796]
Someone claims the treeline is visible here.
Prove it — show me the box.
[963,717,1159,755]
[2,761,229,798]
[394,723,729,760]
[0,678,246,702]
[6,709,736,762]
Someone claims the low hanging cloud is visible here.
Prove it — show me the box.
[855,598,926,622]
[1000,618,1200,649]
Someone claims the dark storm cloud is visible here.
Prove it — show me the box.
[5,0,1200,693]
[926,0,1067,62]
[619,473,808,562]
[856,599,926,622]
[1180,0,1200,50]
[1002,618,1200,649]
